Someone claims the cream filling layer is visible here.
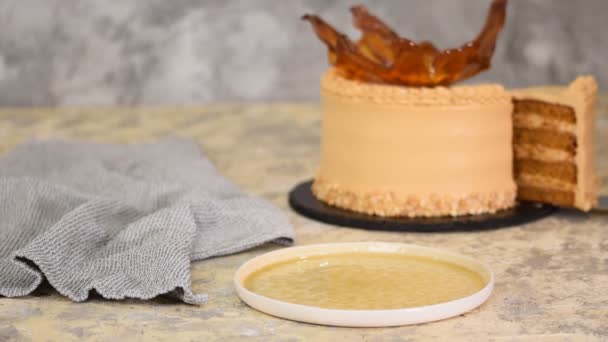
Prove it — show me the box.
[516,173,576,192]
[513,112,576,134]
[514,144,574,163]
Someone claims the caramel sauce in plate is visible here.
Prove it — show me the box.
[244,252,486,310]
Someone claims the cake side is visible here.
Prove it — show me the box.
[511,76,599,211]
[571,76,600,210]
[314,70,516,218]
[312,179,516,218]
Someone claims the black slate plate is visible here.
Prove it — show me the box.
[592,196,608,213]
[288,180,557,232]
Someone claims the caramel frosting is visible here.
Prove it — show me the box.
[513,112,576,134]
[322,69,512,106]
[314,69,517,217]
[514,144,575,163]
[313,179,516,218]
[511,76,599,211]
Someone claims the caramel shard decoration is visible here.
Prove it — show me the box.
[302,0,508,87]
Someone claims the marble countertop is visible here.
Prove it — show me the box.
[0,103,607,341]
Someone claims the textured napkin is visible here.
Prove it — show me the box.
[0,138,294,304]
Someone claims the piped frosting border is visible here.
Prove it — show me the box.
[312,178,516,218]
[322,69,512,106]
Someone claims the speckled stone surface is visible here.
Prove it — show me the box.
[0,102,607,341]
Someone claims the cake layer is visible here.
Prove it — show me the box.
[513,112,576,134]
[315,69,516,217]
[513,128,576,152]
[513,99,576,123]
[517,186,574,207]
[514,159,576,182]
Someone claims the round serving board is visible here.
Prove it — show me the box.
[288,180,557,232]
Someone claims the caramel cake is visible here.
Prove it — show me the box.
[303,0,515,217]
[314,70,516,217]
[511,77,599,211]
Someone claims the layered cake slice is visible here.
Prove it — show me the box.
[512,76,599,211]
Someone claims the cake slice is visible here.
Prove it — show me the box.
[511,76,599,211]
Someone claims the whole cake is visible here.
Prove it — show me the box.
[313,69,516,217]
[302,0,599,217]
[304,0,515,217]
[511,76,599,211]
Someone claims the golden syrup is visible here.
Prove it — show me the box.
[244,252,486,310]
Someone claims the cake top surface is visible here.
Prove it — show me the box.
[511,76,597,108]
[322,69,511,106]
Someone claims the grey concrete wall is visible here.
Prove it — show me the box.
[0,0,606,106]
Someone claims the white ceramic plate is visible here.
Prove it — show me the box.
[234,242,494,327]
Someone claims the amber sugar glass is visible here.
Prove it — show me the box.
[302,0,508,87]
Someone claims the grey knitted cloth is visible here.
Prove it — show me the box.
[0,138,294,304]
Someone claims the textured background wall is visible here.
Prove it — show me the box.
[0,0,606,106]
